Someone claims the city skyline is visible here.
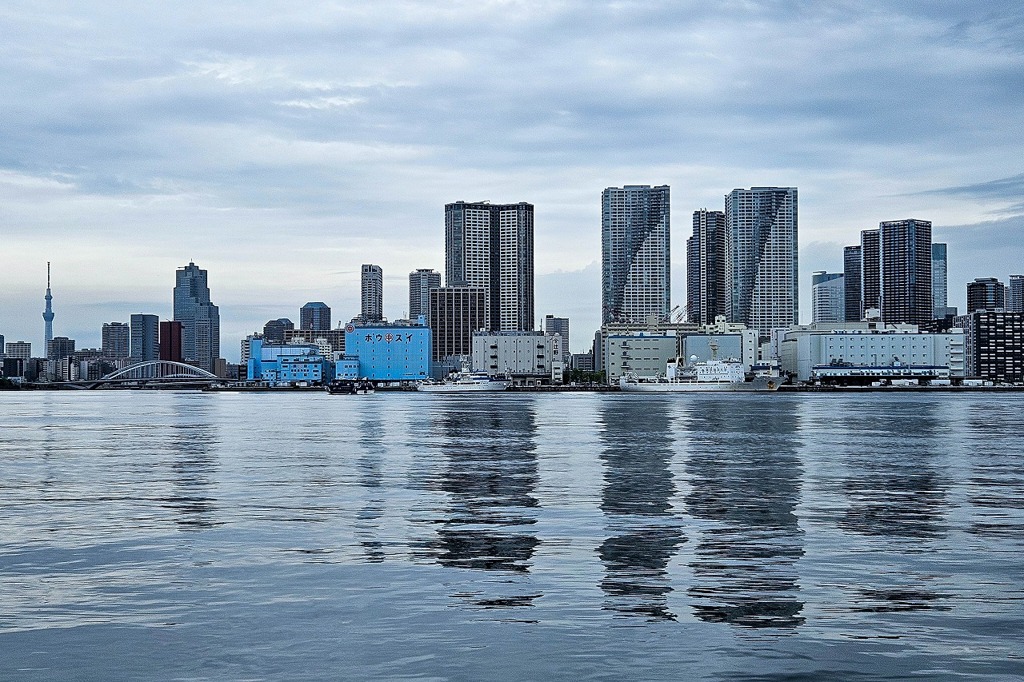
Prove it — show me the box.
[1,3,1023,354]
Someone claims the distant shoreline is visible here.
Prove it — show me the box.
[5,383,1024,394]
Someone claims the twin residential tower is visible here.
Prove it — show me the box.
[603,184,799,338]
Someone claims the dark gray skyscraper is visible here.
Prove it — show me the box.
[843,245,862,321]
[860,229,881,316]
[262,318,294,344]
[300,302,331,331]
[967,277,1005,312]
[445,201,534,331]
[173,262,220,373]
[130,314,159,361]
[879,219,932,326]
[601,185,670,324]
[409,268,441,321]
[725,186,798,336]
[361,264,383,323]
[686,208,726,325]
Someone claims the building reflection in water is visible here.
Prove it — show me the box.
[356,407,386,563]
[834,398,952,613]
[684,398,805,628]
[598,398,685,621]
[163,396,219,530]
[425,398,540,608]
[964,401,1024,540]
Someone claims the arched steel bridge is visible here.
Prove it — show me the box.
[70,360,223,389]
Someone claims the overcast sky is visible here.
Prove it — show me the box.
[2,1,1022,359]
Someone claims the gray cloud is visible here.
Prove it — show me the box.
[2,1,1023,356]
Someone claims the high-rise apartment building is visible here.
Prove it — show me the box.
[1008,275,1024,313]
[811,272,845,324]
[47,336,75,361]
[967,277,1006,312]
[686,209,727,325]
[956,311,1024,382]
[601,185,670,325]
[725,187,798,336]
[101,322,130,358]
[300,302,331,331]
[843,245,862,321]
[860,229,881,316]
[130,314,159,361]
[361,264,384,323]
[173,262,220,373]
[409,268,441,321]
[428,286,487,362]
[932,243,948,319]
[445,201,534,331]
[543,314,571,362]
[879,219,932,326]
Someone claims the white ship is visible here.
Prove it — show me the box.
[417,366,510,392]
[619,341,780,393]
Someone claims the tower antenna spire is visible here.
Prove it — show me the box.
[43,261,55,347]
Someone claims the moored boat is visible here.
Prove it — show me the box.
[619,340,780,393]
[326,379,375,395]
[417,370,510,392]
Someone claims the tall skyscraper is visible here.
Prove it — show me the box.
[967,277,1006,312]
[601,185,670,325]
[361,264,383,323]
[543,314,571,362]
[300,302,331,331]
[725,186,798,336]
[811,272,845,324]
[428,286,487,362]
[173,262,220,373]
[130,314,159,361]
[1008,275,1024,313]
[446,201,534,331]
[686,209,727,325]
[42,261,54,349]
[932,243,948,319]
[101,322,130,358]
[160,321,183,362]
[843,245,862,321]
[409,268,441,321]
[860,229,881,316]
[879,219,932,326]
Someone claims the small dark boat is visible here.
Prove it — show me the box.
[326,380,375,395]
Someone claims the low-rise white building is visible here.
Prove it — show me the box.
[605,332,678,384]
[472,331,563,384]
[778,324,964,382]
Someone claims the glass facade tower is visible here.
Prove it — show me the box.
[173,261,220,373]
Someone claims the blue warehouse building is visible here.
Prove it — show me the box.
[247,339,334,386]
[344,324,431,381]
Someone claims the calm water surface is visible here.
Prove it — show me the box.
[1,391,1022,680]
